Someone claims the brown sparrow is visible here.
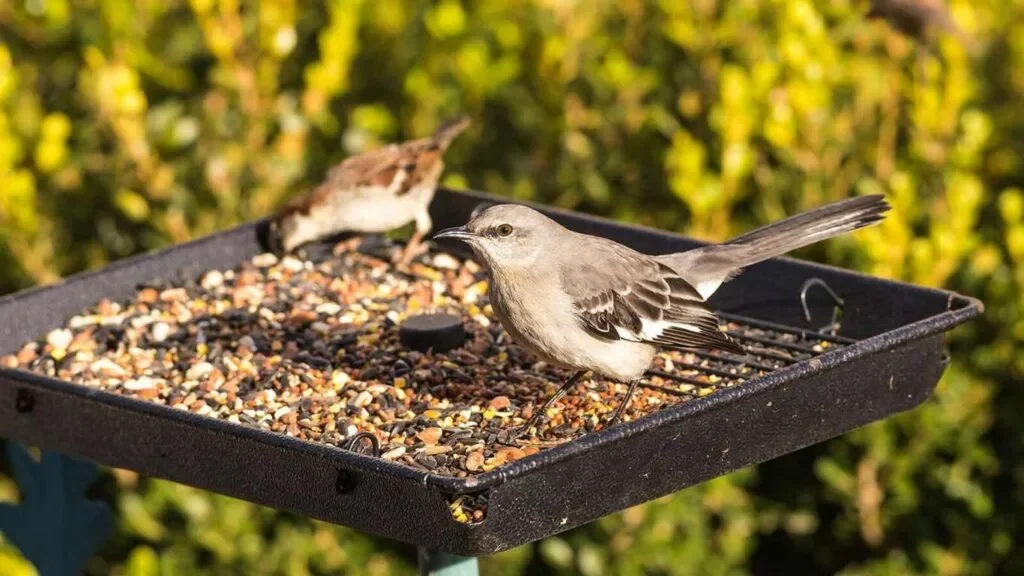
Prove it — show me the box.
[865,0,971,48]
[268,116,471,265]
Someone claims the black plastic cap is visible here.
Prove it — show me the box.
[399,313,466,353]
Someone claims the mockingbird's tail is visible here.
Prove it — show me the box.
[657,195,890,299]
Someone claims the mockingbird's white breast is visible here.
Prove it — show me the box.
[488,264,657,382]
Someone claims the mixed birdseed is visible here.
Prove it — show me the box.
[1,241,842,522]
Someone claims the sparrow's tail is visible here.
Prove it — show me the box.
[657,195,890,299]
[430,116,471,149]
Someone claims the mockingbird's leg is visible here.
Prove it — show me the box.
[515,370,587,437]
[608,379,641,425]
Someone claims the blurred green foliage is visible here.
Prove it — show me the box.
[1,0,1022,573]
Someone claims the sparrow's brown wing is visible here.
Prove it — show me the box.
[327,144,409,191]
[272,117,470,227]
[327,116,470,197]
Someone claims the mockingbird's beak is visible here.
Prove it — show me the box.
[433,226,476,242]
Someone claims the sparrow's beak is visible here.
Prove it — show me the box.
[433,226,476,242]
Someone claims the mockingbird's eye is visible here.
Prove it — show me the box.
[496,224,514,237]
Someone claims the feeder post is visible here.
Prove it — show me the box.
[0,442,113,576]
[417,548,480,576]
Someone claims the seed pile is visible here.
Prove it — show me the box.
[2,242,843,495]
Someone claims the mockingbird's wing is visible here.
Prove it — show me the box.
[560,239,744,355]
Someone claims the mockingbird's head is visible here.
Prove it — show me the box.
[433,204,562,269]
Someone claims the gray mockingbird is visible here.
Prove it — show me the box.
[435,195,890,435]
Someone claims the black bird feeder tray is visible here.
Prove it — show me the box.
[0,188,982,555]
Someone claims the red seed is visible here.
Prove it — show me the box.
[416,427,443,445]
[488,396,511,410]
[138,288,159,304]
[496,448,526,462]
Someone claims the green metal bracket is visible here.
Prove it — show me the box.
[417,548,480,576]
[0,443,113,576]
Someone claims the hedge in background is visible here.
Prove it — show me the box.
[1,0,1022,574]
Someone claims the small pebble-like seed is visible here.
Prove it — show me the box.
[149,319,169,342]
[424,445,452,456]
[160,288,187,302]
[124,376,159,391]
[392,359,410,375]
[281,256,304,273]
[238,335,256,351]
[382,446,406,460]
[315,302,342,316]
[186,361,215,381]
[352,390,373,408]
[251,253,278,267]
[47,328,73,351]
[488,396,511,410]
[91,358,127,377]
[201,270,224,289]
[497,448,527,462]
[464,451,484,472]
[136,388,161,400]
[415,454,438,469]
[417,427,443,445]
[138,288,159,304]
[432,254,460,270]
[16,346,37,365]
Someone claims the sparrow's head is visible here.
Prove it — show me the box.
[264,199,316,256]
[433,204,563,270]
[263,217,287,256]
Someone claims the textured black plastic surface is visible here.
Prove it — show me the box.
[0,188,982,555]
[399,313,467,353]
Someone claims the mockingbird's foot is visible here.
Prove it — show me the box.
[513,370,587,440]
[606,380,641,427]
[511,413,545,441]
